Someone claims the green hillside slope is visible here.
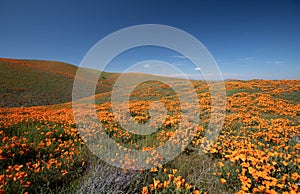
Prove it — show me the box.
[0,58,117,107]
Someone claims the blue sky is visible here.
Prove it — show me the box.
[0,0,299,79]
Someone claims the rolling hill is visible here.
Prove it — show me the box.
[0,58,119,107]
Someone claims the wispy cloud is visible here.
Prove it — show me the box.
[217,57,256,65]
[238,56,256,61]
[143,61,187,68]
[264,61,286,66]
[143,61,167,68]
[275,61,286,64]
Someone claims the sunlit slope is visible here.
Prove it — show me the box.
[0,58,118,107]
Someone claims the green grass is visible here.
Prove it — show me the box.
[0,58,118,107]
[0,121,88,193]
[278,90,300,104]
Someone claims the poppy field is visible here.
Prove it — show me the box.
[0,60,299,193]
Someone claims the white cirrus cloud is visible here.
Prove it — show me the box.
[238,57,256,61]
[275,61,286,64]
[172,55,187,59]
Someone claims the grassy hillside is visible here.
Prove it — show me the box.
[0,58,118,107]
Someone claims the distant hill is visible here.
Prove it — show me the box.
[0,58,119,107]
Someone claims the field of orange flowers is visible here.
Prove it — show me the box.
[0,79,299,193]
